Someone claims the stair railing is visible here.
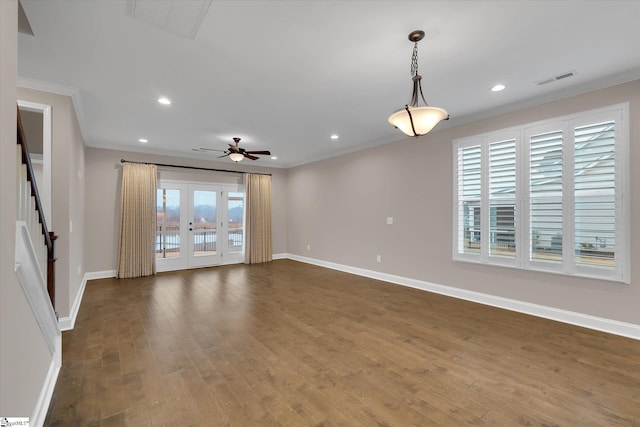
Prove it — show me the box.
[16,106,57,310]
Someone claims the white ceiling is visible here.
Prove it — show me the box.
[18,0,640,168]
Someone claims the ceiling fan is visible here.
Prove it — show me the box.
[192,137,271,162]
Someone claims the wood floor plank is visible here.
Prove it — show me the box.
[45,260,640,426]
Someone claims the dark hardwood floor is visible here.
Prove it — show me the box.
[45,259,640,426]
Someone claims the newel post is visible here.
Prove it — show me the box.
[47,231,57,311]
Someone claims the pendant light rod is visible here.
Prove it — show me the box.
[388,30,449,137]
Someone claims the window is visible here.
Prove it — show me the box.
[529,128,563,263]
[457,144,482,255]
[453,104,629,283]
[489,137,517,258]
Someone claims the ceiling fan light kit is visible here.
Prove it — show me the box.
[229,152,244,162]
[388,30,449,137]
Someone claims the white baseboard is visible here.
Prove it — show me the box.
[285,254,640,340]
[58,270,115,331]
[85,269,117,280]
[31,355,61,427]
[67,261,640,340]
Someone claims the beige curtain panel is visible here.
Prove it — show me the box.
[116,163,157,278]
[245,173,273,264]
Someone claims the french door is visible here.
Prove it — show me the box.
[156,181,245,271]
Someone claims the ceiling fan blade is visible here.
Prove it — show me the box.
[217,153,230,159]
[192,147,224,152]
[218,138,268,160]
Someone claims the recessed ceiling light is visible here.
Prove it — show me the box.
[157,97,171,105]
[491,84,506,92]
[271,156,278,160]
[330,134,339,140]
[139,138,148,143]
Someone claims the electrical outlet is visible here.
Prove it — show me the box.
[307,244,311,251]
[376,255,381,263]
[387,217,393,225]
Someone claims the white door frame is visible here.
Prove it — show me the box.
[156,182,188,272]
[17,100,52,228]
[156,180,245,272]
[188,183,223,268]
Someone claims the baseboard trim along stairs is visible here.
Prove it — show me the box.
[58,270,116,331]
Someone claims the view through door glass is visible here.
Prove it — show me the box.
[192,190,217,256]
[156,182,244,271]
[228,192,244,254]
[156,188,181,259]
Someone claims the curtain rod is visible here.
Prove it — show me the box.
[120,159,272,176]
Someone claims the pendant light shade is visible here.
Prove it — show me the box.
[388,31,448,137]
[388,105,449,136]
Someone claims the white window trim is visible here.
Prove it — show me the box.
[452,103,630,284]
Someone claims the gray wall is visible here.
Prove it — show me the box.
[0,0,54,417]
[17,87,86,320]
[84,147,288,273]
[286,80,640,325]
[20,108,43,154]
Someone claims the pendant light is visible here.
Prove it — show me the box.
[388,30,448,137]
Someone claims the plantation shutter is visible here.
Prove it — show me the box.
[457,144,482,255]
[529,129,563,263]
[454,104,627,282]
[489,139,516,257]
[573,121,616,269]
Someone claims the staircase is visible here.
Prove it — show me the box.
[14,106,60,353]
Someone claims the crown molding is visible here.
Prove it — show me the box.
[17,76,87,142]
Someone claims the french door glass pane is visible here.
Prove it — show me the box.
[193,190,217,255]
[228,192,244,253]
[156,188,181,258]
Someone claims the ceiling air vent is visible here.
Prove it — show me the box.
[127,0,212,39]
[535,70,576,86]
